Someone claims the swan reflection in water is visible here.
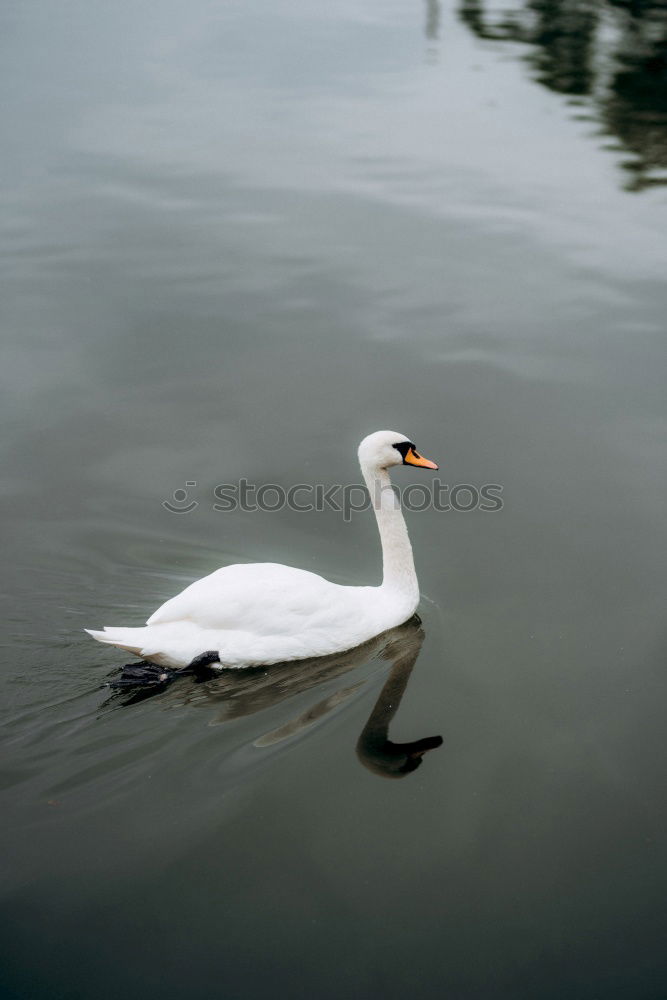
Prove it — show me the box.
[355,622,443,778]
[112,616,443,779]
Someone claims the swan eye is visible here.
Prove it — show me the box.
[392,441,416,461]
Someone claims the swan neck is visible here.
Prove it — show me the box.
[361,463,418,599]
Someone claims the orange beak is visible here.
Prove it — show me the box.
[404,447,438,470]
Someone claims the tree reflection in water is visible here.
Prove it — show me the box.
[459,0,667,190]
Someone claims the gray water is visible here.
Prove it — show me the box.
[2,0,667,997]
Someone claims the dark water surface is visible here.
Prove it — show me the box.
[2,0,666,997]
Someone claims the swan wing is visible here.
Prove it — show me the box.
[146,562,359,634]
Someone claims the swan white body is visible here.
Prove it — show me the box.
[86,430,437,669]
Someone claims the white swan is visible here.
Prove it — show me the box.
[86,430,438,670]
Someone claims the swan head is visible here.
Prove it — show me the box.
[358,430,438,472]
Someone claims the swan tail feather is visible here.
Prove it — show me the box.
[85,627,149,658]
[86,626,221,670]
